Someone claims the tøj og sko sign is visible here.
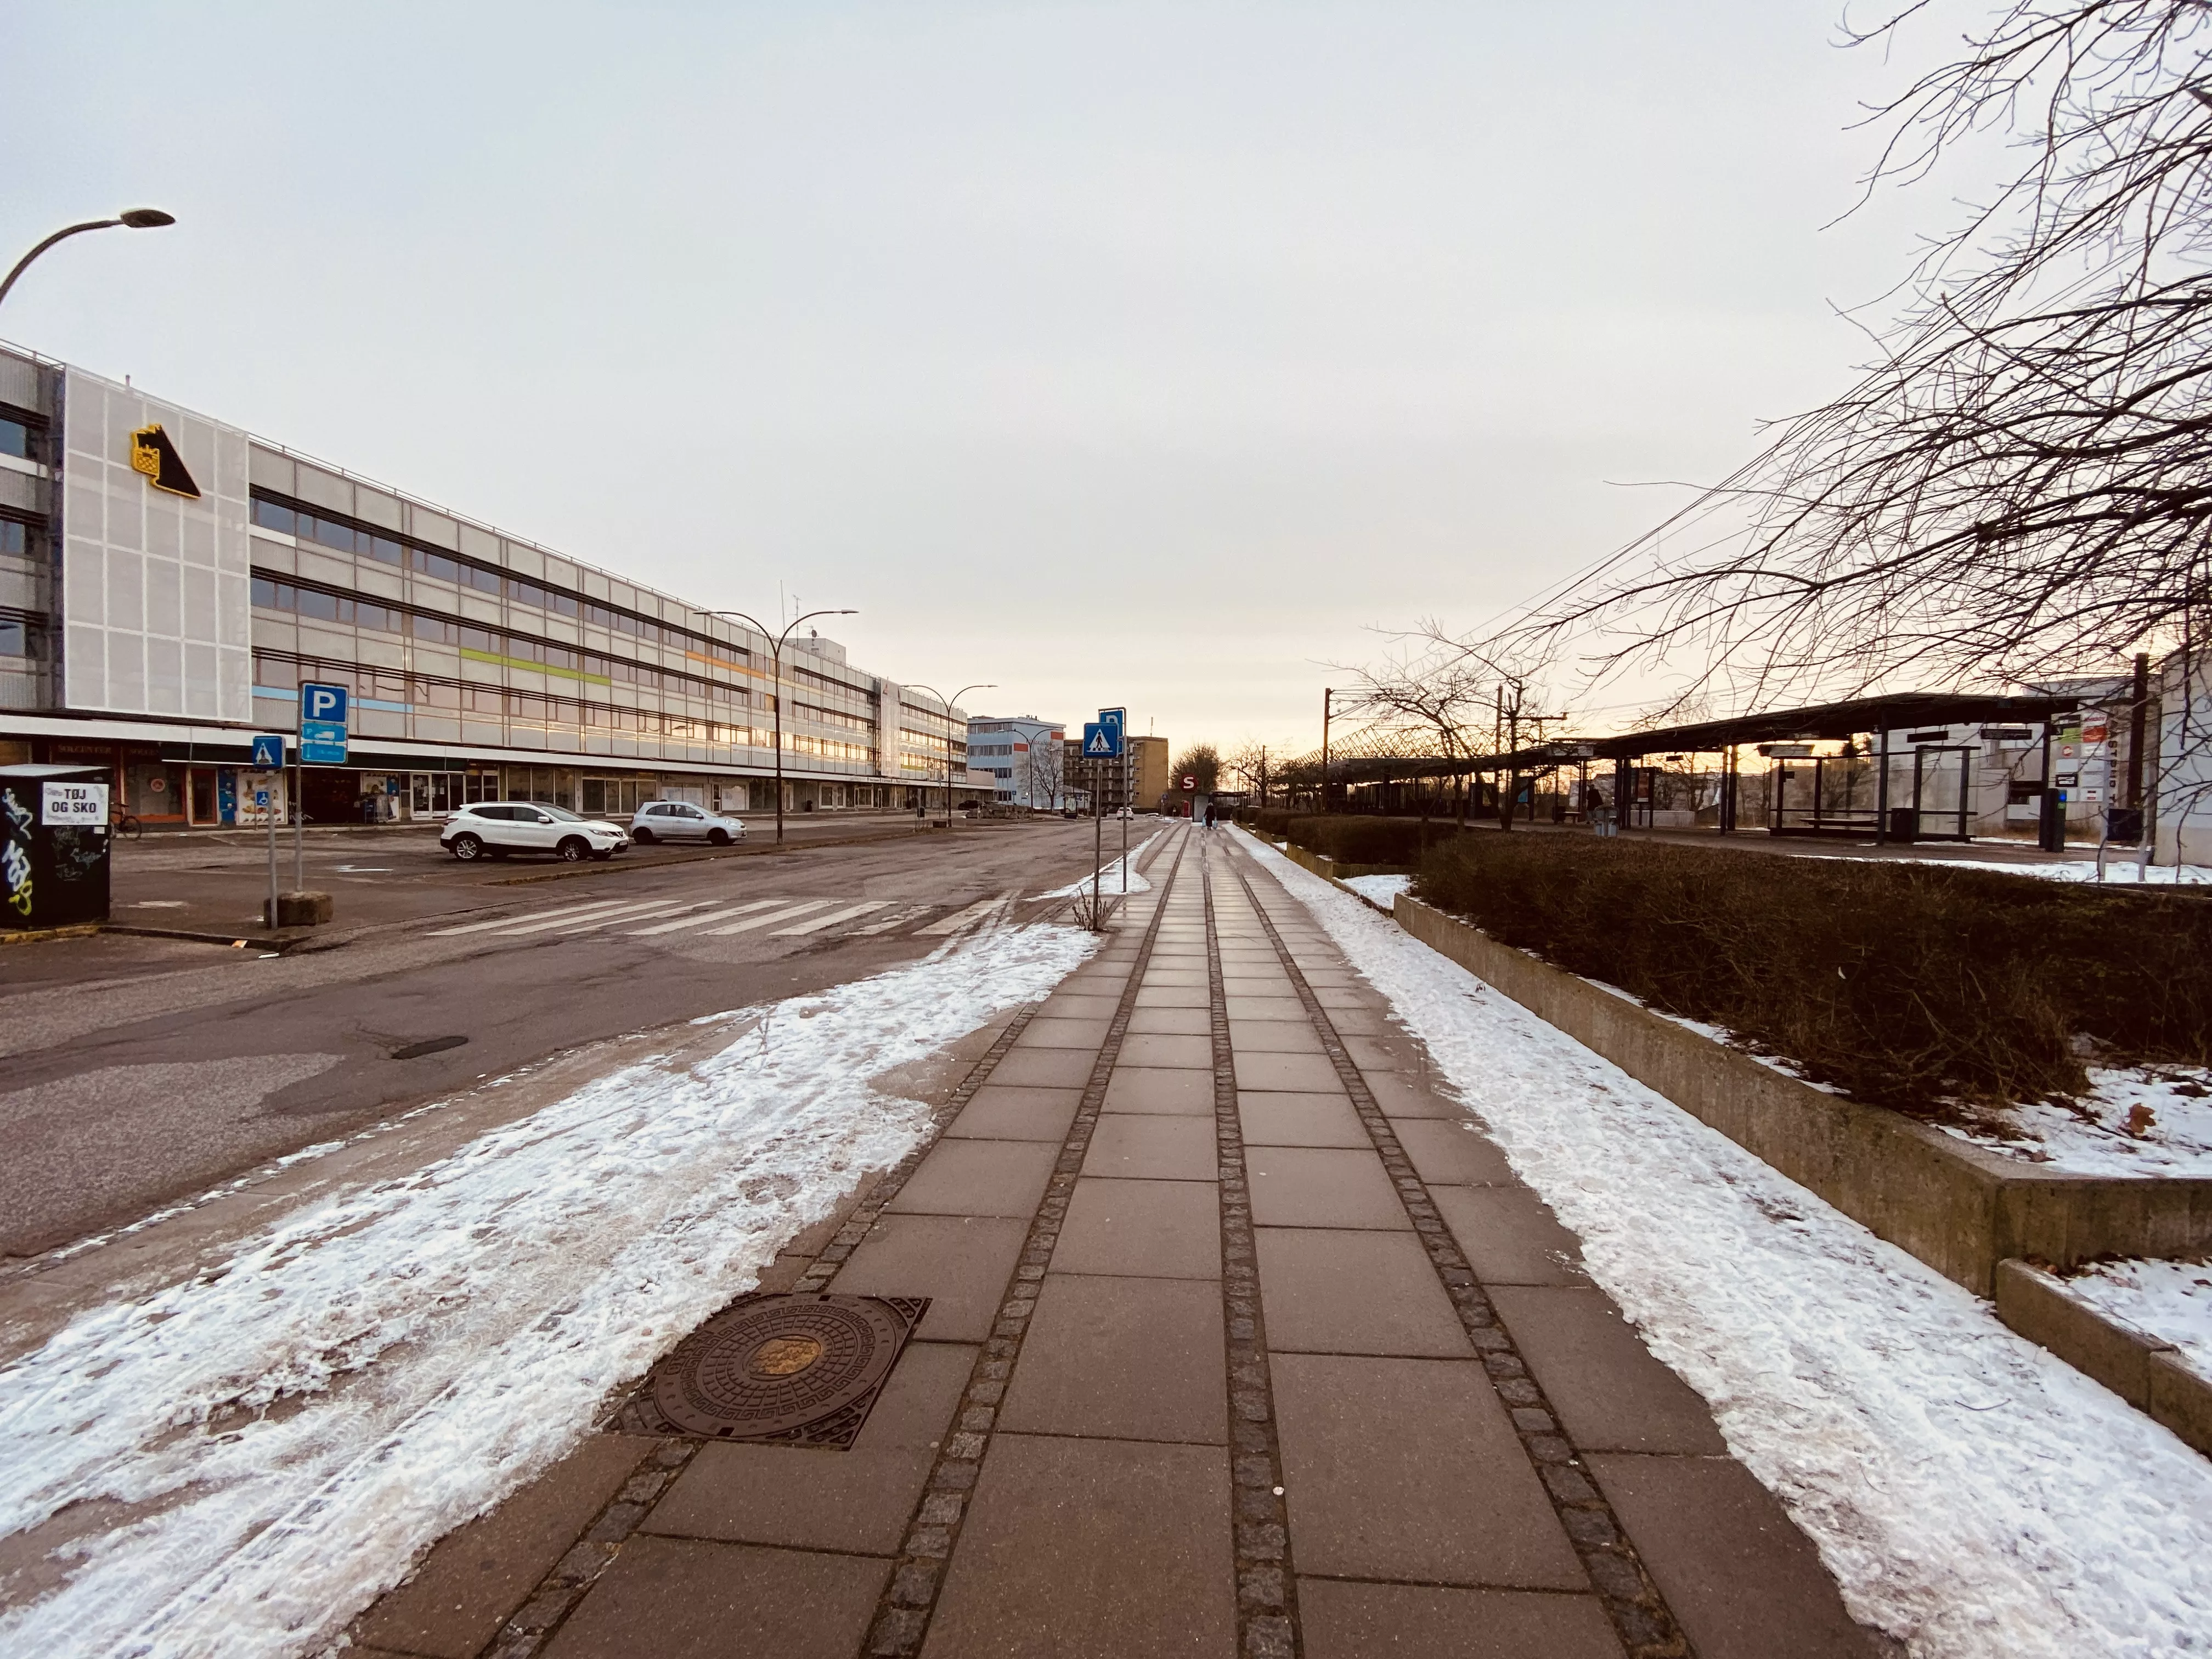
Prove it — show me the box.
[43,780,110,827]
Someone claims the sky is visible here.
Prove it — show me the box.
[1,2,1977,756]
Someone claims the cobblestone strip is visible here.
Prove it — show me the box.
[857,827,1193,1658]
[1201,846,1304,1659]
[1223,849,1692,1659]
[472,1001,1058,1659]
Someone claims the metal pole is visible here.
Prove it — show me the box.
[1120,740,1128,893]
[1321,688,1333,812]
[771,639,785,845]
[1875,727,1889,845]
[1093,757,1104,929]
[266,772,278,925]
[292,748,304,892]
[0,211,173,312]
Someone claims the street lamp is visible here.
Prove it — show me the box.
[905,681,995,826]
[0,210,176,311]
[695,605,856,846]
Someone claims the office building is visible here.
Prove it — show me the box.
[0,346,991,825]
[964,715,1066,809]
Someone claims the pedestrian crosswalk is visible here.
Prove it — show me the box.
[427,890,1017,946]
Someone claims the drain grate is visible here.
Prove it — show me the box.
[623,1293,928,1447]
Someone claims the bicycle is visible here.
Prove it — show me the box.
[112,813,143,840]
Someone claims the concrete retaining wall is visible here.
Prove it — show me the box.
[1391,895,2212,1298]
[1993,1261,2212,1456]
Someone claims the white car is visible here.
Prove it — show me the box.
[629,800,746,845]
[441,803,631,862]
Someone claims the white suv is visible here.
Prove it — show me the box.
[629,800,746,845]
[441,803,631,862]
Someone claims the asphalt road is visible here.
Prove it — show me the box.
[0,817,1144,1260]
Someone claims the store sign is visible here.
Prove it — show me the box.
[2079,710,2111,745]
[43,780,110,826]
[129,423,202,499]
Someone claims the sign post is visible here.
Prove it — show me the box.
[295,684,349,902]
[251,734,285,928]
[1081,720,1123,929]
[1100,708,1127,891]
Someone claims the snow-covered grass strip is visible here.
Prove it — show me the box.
[2061,1259,2212,1382]
[0,919,1094,1659]
[1818,854,2212,885]
[1032,828,1166,898]
[1338,873,1410,909]
[1237,829,2212,1659]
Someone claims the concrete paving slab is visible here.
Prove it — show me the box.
[1362,1070,1467,1118]
[945,1085,1081,1143]
[1233,1052,1345,1093]
[987,1047,1101,1090]
[1391,1118,1519,1185]
[1489,1286,1727,1454]
[1056,1178,1221,1279]
[1227,1019,1325,1053]
[1082,1114,1218,1181]
[1248,1147,1412,1230]
[1000,1275,1227,1444]
[1297,1579,1619,1659]
[926,1434,1235,1659]
[1015,1017,1114,1049]
[836,1215,1028,1342]
[886,1139,1060,1218]
[1222,995,1308,1022]
[1116,1033,1214,1070]
[1342,1034,1420,1071]
[1237,1092,1370,1148]
[543,1537,888,1659]
[1588,1454,1881,1659]
[1271,1353,1586,1590]
[1256,1228,1469,1356]
[1124,1006,1212,1035]
[1102,1067,1214,1115]
[1134,985,1211,1008]
[354,1434,653,1659]
[644,1343,973,1554]
[1432,1187,1587,1285]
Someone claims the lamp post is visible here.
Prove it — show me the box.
[0,210,176,312]
[695,605,856,846]
[906,681,995,826]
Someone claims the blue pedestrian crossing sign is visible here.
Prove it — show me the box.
[250,734,285,770]
[1082,721,1122,759]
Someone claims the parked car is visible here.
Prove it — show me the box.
[629,800,746,845]
[441,803,630,862]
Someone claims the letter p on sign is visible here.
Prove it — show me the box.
[301,682,349,724]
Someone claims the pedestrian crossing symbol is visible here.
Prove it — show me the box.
[1082,722,1121,758]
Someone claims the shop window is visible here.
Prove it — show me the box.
[411,773,459,815]
[464,769,500,803]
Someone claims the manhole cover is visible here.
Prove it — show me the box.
[640,1293,927,1446]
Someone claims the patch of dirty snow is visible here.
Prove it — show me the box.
[1033,828,1166,899]
[1338,873,1411,908]
[1236,827,2212,1659]
[1939,1068,2212,1176]
[0,920,1094,1659]
[2059,1259,2212,1382]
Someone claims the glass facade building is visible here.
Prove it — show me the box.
[0,346,988,826]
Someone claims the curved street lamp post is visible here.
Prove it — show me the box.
[905,681,995,827]
[695,606,856,846]
[0,210,176,312]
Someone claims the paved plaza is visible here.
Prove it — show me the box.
[348,825,1880,1659]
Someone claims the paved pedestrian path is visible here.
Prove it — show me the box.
[350,827,1881,1659]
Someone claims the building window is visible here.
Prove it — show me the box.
[0,612,40,659]
[0,411,42,464]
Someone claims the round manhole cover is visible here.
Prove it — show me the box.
[651,1294,909,1438]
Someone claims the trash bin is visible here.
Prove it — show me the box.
[2106,805,2145,844]
[0,764,114,929]
[1887,806,1918,843]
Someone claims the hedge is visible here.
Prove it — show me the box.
[1409,834,2212,1115]
[1247,812,1469,867]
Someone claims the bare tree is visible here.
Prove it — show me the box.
[1479,1,2212,732]
[1020,733,1064,811]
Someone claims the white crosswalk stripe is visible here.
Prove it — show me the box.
[427,899,637,937]
[769,901,888,936]
[486,898,704,936]
[702,899,833,936]
[915,893,1012,936]
[625,899,791,935]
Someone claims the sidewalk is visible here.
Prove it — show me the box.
[349,826,1883,1659]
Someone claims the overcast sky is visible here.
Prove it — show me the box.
[2,2,1968,754]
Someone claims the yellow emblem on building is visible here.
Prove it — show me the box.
[129,423,201,499]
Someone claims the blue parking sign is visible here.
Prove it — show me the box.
[301,682,349,725]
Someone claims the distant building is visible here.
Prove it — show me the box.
[1064,730,1169,812]
[965,714,1065,809]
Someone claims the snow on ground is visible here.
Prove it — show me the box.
[0,918,1094,1659]
[1940,1069,2212,1176]
[2058,1260,2212,1382]
[1032,828,1165,899]
[1238,829,2212,1659]
[1830,854,2212,885]
[1337,873,1411,908]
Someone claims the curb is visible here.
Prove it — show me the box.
[1994,1260,2212,1456]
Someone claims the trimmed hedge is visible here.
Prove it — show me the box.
[1411,834,2212,1115]
[1248,812,1469,868]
